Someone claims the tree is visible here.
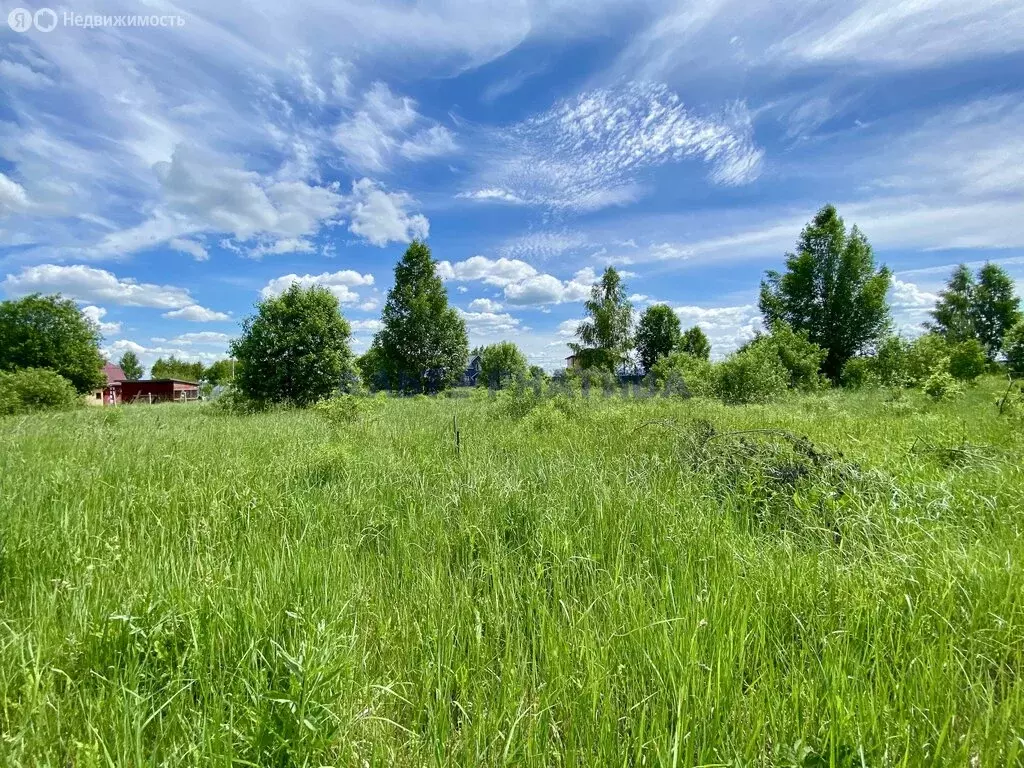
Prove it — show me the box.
[571,267,634,373]
[230,284,353,407]
[679,326,711,360]
[203,359,237,386]
[972,263,1021,360]
[0,294,105,393]
[948,339,987,382]
[118,350,144,381]
[759,205,892,381]
[1004,320,1024,374]
[635,304,680,372]
[478,341,528,388]
[927,265,975,342]
[151,356,205,382]
[373,240,468,393]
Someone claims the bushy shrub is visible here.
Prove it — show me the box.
[872,336,910,387]
[1005,320,1024,374]
[923,370,963,401]
[760,321,828,391]
[841,357,875,389]
[646,352,715,396]
[714,345,788,405]
[0,368,81,414]
[948,339,987,382]
[905,334,950,386]
[312,394,361,426]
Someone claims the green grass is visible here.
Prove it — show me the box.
[1,380,1022,766]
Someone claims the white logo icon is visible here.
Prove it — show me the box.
[7,7,33,32]
[34,7,58,31]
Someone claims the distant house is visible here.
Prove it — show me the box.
[565,354,579,369]
[89,362,126,406]
[462,354,482,387]
[120,379,200,404]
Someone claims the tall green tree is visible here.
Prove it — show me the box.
[203,359,237,386]
[1005,320,1024,374]
[151,356,205,382]
[478,341,528,388]
[927,265,975,342]
[679,326,711,360]
[571,267,634,372]
[759,204,892,381]
[635,304,680,372]
[972,263,1021,360]
[374,240,468,393]
[0,294,105,393]
[117,350,144,381]
[230,284,353,407]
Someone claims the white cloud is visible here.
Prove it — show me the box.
[261,269,375,304]
[455,188,525,204]
[246,237,316,258]
[771,0,1024,67]
[335,82,456,171]
[438,256,595,306]
[81,305,121,335]
[400,125,458,161]
[468,298,504,312]
[3,264,195,308]
[437,256,537,286]
[673,304,762,357]
[165,331,233,346]
[349,319,383,332]
[345,178,429,246]
[459,309,523,336]
[463,84,763,211]
[0,60,53,89]
[162,305,232,322]
[499,230,588,261]
[169,237,210,261]
[0,172,31,215]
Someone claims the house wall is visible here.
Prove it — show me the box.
[120,381,197,403]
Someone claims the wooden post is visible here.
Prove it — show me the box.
[454,413,460,456]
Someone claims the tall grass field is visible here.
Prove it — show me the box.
[1,381,1022,766]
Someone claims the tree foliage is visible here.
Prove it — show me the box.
[230,283,354,407]
[714,344,788,405]
[1006,320,1024,374]
[0,294,105,393]
[972,263,1022,360]
[117,351,144,381]
[373,241,468,393]
[203,359,237,386]
[635,304,680,372]
[927,265,976,343]
[754,321,828,391]
[571,267,634,373]
[151,356,205,382]
[948,339,987,382]
[679,326,711,360]
[478,341,528,389]
[759,205,892,381]
[647,351,715,396]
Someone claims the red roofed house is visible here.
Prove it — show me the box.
[89,362,126,406]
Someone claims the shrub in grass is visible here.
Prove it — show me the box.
[872,335,911,387]
[646,351,715,396]
[905,333,950,386]
[758,321,828,391]
[312,394,361,426]
[0,367,80,414]
[714,344,788,404]
[923,369,963,401]
[841,357,875,389]
[948,339,987,382]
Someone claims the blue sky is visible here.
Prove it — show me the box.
[1,0,1022,371]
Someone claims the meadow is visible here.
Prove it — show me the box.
[1,380,1022,766]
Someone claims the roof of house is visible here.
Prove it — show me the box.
[102,362,126,385]
[123,378,199,386]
